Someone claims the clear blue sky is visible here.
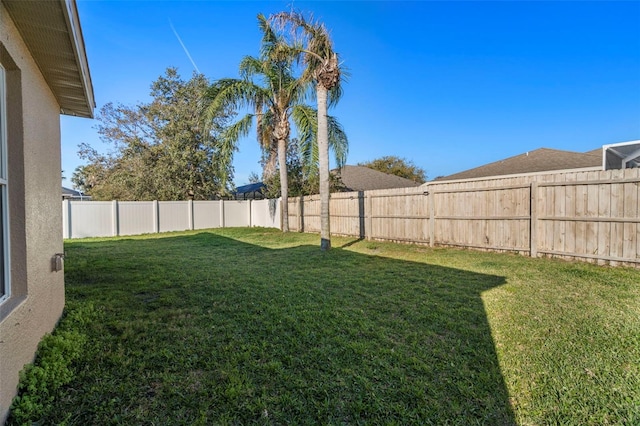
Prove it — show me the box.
[62,0,640,188]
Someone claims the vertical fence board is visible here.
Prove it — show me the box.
[596,183,611,264]
[554,176,566,255]
[576,183,588,257]
[429,192,435,246]
[224,200,251,227]
[507,188,515,250]
[474,191,483,247]
[545,180,556,255]
[251,199,281,229]
[463,190,471,245]
[637,176,640,263]
[564,175,576,258]
[119,201,155,236]
[586,172,600,262]
[609,171,624,265]
[193,201,222,229]
[623,181,637,262]
[70,201,113,238]
[536,178,546,252]
[530,183,538,257]
[158,201,190,233]
[516,187,528,251]
[62,199,70,239]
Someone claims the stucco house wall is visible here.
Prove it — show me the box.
[0,1,94,422]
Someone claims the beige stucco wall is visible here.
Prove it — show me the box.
[0,4,66,422]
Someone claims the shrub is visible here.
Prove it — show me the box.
[8,303,97,424]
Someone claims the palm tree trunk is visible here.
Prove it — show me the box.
[317,85,331,250]
[278,137,289,232]
[262,142,278,181]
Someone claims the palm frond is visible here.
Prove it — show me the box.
[327,114,348,168]
[206,79,271,116]
[291,104,318,174]
[215,113,254,187]
[239,56,265,80]
[291,105,348,173]
[257,13,280,59]
[221,113,254,145]
[258,13,305,71]
[257,109,276,151]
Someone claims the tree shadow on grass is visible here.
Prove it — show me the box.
[58,232,516,425]
[338,237,364,248]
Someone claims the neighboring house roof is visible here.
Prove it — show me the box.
[3,0,95,118]
[333,165,422,191]
[434,148,601,182]
[234,182,266,199]
[236,182,266,194]
[62,186,90,200]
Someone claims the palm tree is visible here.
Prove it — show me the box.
[204,14,347,232]
[272,11,345,250]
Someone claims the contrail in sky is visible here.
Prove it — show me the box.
[169,19,200,74]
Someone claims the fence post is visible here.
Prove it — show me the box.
[153,200,159,233]
[530,182,538,257]
[188,199,194,230]
[249,199,253,227]
[62,199,71,239]
[358,191,366,239]
[364,192,372,240]
[297,196,303,232]
[429,190,435,247]
[219,199,225,228]
[112,200,119,237]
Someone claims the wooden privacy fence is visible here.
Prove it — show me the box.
[288,168,640,266]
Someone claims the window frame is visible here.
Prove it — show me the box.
[0,64,10,304]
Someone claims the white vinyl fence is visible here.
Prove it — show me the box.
[62,199,281,239]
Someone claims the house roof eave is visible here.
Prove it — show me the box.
[423,165,602,186]
[3,0,95,118]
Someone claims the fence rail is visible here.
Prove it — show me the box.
[63,199,281,239]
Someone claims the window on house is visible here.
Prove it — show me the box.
[0,64,9,303]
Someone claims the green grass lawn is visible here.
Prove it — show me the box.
[9,228,640,425]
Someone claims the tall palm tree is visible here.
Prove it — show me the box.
[204,18,301,232]
[272,11,345,250]
[204,14,347,232]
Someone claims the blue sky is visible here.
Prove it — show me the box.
[62,0,640,187]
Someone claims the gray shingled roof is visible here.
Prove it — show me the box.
[333,165,422,191]
[435,148,601,182]
[62,187,91,200]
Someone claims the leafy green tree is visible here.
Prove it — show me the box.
[73,68,232,200]
[358,156,427,184]
[204,14,347,232]
[262,140,346,199]
[272,11,346,250]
